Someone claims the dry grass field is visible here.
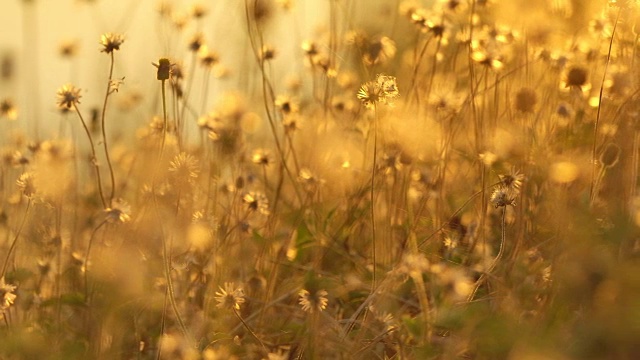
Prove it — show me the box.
[1,0,640,359]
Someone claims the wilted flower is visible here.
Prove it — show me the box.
[215,282,245,310]
[56,84,82,109]
[298,289,328,313]
[100,33,124,53]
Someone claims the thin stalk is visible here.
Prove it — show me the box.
[73,104,107,208]
[101,51,117,205]
[0,199,31,279]
[371,104,378,290]
[468,205,507,302]
[591,8,620,201]
[83,220,108,301]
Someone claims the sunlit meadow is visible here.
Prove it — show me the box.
[1,0,640,359]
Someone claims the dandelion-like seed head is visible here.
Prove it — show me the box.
[214,282,245,310]
[298,289,328,313]
[100,33,125,53]
[56,84,81,109]
[498,168,525,192]
[16,172,36,198]
[168,152,200,182]
[357,74,400,109]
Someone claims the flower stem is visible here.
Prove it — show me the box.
[100,51,117,206]
[73,104,107,208]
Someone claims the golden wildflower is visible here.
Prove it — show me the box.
[498,168,525,192]
[274,94,299,115]
[56,84,82,109]
[104,199,131,224]
[169,152,200,184]
[357,74,400,109]
[490,185,517,208]
[215,282,245,310]
[362,36,397,66]
[260,44,277,61]
[190,3,208,18]
[0,277,17,313]
[188,32,204,52]
[251,148,272,166]
[243,192,270,215]
[16,172,36,198]
[298,289,328,313]
[100,33,124,53]
[198,45,219,68]
[0,99,18,120]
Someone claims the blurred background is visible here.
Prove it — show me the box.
[0,0,328,139]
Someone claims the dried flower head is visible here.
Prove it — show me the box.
[490,185,517,208]
[100,33,125,53]
[498,168,525,192]
[188,32,204,52]
[357,74,400,109]
[56,84,82,109]
[168,152,200,183]
[16,171,36,198]
[215,282,245,310]
[251,148,272,166]
[243,192,270,215]
[298,289,328,313]
[58,39,79,58]
[152,58,173,81]
[0,99,18,120]
[104,199,131,223]
[0,277,17,313]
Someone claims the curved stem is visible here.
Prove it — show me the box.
[84,219,108,301]
[101,51,117,206]
[73,104,107,208]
